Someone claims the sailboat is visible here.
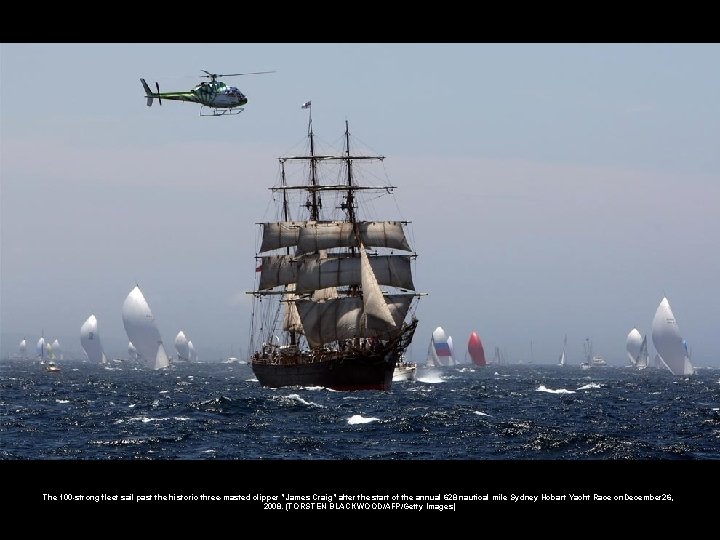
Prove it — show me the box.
[651,296,694,376]
[80,314,108,364]
[45,339,60,372]
[558,334,567,366]
[467,331,486,366]
[174,331,191,362]
[625,328,648,370]
[636,335,649,369]
[36,335,46,364]
[188,340,197,362]
[426,327,454,367]
[19,339,27,360]
[122,285,170,370]
[492,346,506,365]
[51,339,62,360]
[128,341,139,362]
[247,107,421,391]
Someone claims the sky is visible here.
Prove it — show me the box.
[1,43,719,367]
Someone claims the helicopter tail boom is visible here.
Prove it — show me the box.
[140,78,154,107]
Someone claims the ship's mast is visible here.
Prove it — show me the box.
[344,120,358,226]
[307,106,321,221]
[279,159,297,347]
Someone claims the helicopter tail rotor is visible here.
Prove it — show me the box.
[140,78,154,107]
[155,82,162,106]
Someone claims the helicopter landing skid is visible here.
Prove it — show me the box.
[200,106,244,117]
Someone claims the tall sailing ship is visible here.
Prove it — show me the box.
[248,106,421,391]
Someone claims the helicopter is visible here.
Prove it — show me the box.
[140,70,275,116]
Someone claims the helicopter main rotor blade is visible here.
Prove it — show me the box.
[221,71,276,76]
[201,70,276,78]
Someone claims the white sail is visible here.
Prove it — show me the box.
[260,220,411,254]
[174,331,191,361]
[122,285,170,370]
[51,339,62,360]
[558,335,567,366]
[651,297,694,376]
[128,341,138,361]
[282,283,305,334]
[258,253,414,292]
[155,343,170,370]
[448,335,461,364]
[188,340,197,362]
[258,221,305,253]
[36,336,46,360]
[296,295,412,347]
[626,328,643,366]
[636,335,649,370]
[19,339,27,359]
[80,314,108,364]
[359,242,396,329]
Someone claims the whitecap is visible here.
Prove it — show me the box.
[348,414,379,424]
[577,382,602,390]
[536,385,575,394]
[474,411,490,416]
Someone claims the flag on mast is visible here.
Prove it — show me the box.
[301,101,311,109]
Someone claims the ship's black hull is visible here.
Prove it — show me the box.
[252,353,398,391]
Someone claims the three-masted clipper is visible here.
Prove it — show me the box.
[247,106,421,391]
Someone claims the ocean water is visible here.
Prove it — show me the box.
[2,359,717,516]
[2,360,719,460]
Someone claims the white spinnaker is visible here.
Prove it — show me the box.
[651,297,694,376]
[81,314,108,364]
[626,328,643,365]
[122,286,170,370]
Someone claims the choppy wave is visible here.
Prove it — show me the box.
[1,360,719,460]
